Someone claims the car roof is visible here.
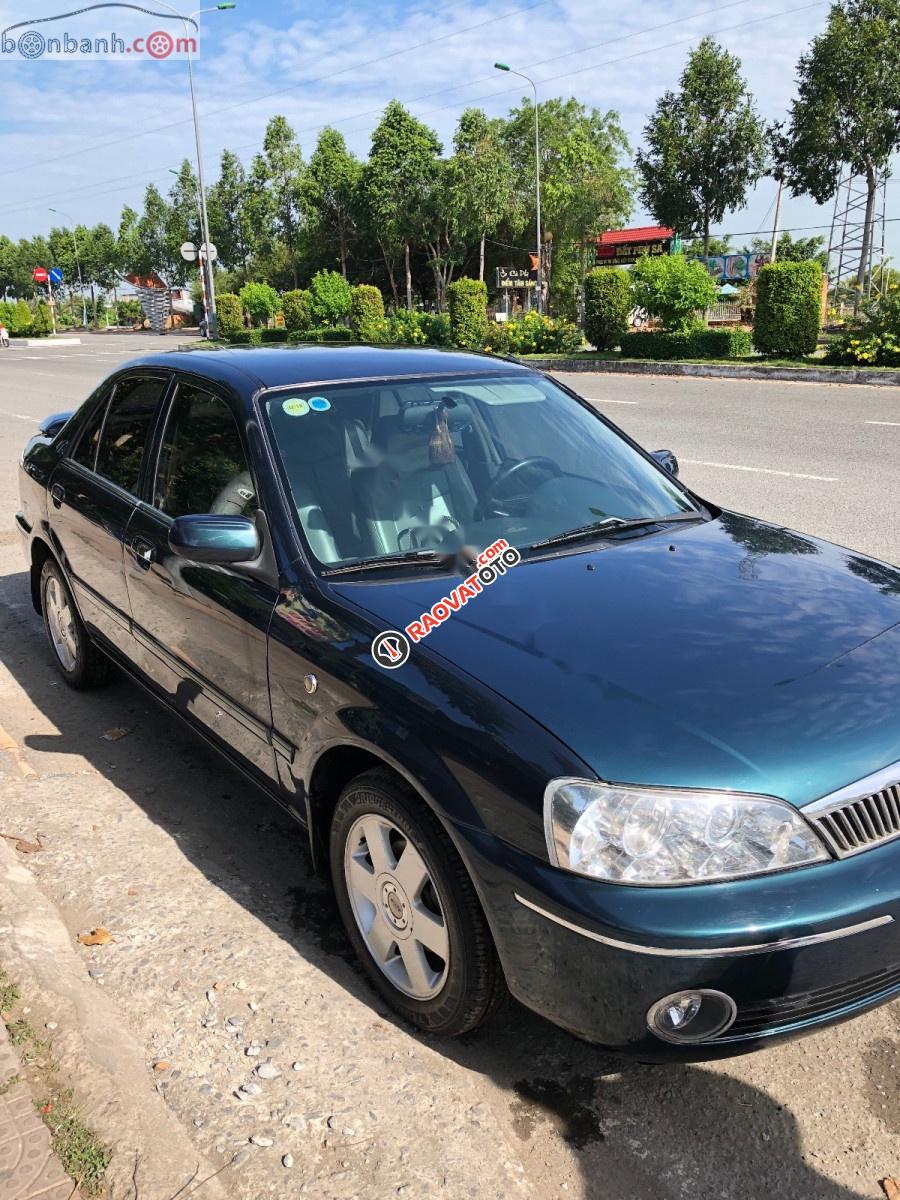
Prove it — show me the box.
[116,344,535,393]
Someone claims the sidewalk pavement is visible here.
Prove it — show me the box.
[0,1021,78,1200]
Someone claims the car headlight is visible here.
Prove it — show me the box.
[544,778,830,885]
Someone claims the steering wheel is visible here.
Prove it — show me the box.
[484,456,561,517]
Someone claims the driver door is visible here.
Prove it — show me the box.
[123,376,279,787]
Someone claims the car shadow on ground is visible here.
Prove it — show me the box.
[0,567,872,1200]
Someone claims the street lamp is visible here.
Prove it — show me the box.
[494,62,542,315]
[155,1,236,338]
[48,207,87,327]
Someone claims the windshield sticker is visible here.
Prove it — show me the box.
[282,397,309,417]
[308,396,331,412]
[371,539,520,669]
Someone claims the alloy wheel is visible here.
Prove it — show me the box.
[45,576,79,672]
[343,813,450,1000]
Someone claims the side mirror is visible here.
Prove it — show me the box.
[40,410,75,439]
[169,514,260,564]
[651,449,679,477]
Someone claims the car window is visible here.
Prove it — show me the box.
[154,382,257,519]
[94,376,167,494]
[262,373,698,567]
[70,392,111,472]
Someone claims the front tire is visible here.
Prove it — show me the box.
[330,768,505,1036]
[40,559,113,689]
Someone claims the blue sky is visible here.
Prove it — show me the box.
[0,0,897,261]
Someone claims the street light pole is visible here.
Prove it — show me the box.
[155,2,235,339]
[495,62,542,315]
[48,207,87,327]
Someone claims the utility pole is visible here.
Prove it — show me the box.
[494,62,543,314]
[769,178,784,263]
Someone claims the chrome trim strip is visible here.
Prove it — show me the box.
[513,893,894,958]
[803,760,900,816]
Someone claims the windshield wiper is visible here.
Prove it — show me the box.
[321,549,452,576]
[529,510,704,551]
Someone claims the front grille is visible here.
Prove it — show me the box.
[722,961,900,1040]
[808,781,900,858]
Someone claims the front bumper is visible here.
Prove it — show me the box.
[452,822,900,1060]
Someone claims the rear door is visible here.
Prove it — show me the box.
[123,376,280,787]
[48,372,170,655]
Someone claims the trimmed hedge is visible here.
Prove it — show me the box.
[216,292,243,337]
[753,261,822,357]
[260,327,289,342]
[350,285,385,341]
[447,277,488,349]
[619,328,753,360]
[584,268,631,350]
[288,326,354,343]
[281,289,312,333]
[229,329,262,346]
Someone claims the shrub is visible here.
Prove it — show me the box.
[350,285,385,341]
[753,260,822,357]
[116,298,143,325]
[281,289,312,333]
[238,282,279,329]
[287,326,354,343]
[10,299,32,334]
[584,268,631,350]
[216,292,244,337]
[384,309,451,346]
[620,328,753,360]
[447,277,488,349]
[824,280,900,366]
[260,327,289,342]
[228,328,262,345]
[487,312,583,356]
[631,254,717,332]
[308,270,352,327]
[31,300,53,336]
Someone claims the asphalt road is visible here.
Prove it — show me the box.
[1,336,899,1199]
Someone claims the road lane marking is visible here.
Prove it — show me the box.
[681,458,838,482]
[0,409,39,422]
[582,397,639,405]
[865,420,900,426]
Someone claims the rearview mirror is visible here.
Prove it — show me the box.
[169,514,260,564]
[651,449,679,477]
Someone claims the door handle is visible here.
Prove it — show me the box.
[130,536,155,568]
[50,483,65,508]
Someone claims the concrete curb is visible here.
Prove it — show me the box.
[0,839,231,1200]
[20,339,82,349]
[525,356,900,387]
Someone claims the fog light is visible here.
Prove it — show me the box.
[647,989,736,1043]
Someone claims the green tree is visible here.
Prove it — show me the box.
[350,284,385,341]
[250,116,304,288]
[631,253,717,331]
[364,101,442,309]
[281,289,312,332]
[503,97,632,308]
[637,37,766,254]
[447,277,488,348]
[116,206,142,276]
[208,149,253,281]
[747,231,828,268]
[782,0,900,290]
[137,184,176,285]
[166,159,202,287]
[300,128,362,280]
[449,108,512,282]
[239,281,279,327]
[308,269,352,326]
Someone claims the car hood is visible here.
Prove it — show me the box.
[333,513,900,808]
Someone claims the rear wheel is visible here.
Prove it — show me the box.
[40,559,113,689]
[330,768,506,1036]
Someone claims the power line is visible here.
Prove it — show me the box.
[0,0,829,224]
[0,0,554,179]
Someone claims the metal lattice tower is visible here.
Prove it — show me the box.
[826,169,888,303]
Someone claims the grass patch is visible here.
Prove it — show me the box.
[520,350,900,372]
[0,968,20,1012]
[7,1017,36,1046]
[40,1089,110,1197]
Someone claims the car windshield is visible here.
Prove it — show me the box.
[262,372,699,568]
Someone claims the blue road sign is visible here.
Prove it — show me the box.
[48,267,63,284]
